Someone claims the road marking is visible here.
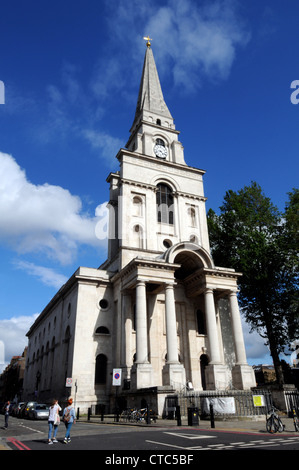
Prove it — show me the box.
[17,423,44,433]
[7,437,31,450]
[164,432,217,440]
[238,443,256,447]
[145,440,192,450]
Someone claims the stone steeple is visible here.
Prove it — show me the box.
[126,41,184,165]
[131,42,173,132]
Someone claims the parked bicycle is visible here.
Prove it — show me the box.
[291,408,299,432]
[266,406,285,433]
[119,407,156,423]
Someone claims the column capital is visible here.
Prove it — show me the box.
[205,287,214,295]
[228,289,239,297]
[165,282,175,290]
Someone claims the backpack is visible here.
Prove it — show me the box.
[64,407,71,422]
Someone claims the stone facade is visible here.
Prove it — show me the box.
[23,43,255,415]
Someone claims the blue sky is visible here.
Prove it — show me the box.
[0,0,298,370]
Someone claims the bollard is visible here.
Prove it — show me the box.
[87,407,91,421]
[176,405,181,426]
[76,407,80,420]
[210,403,215,428]
[146,404,150,424]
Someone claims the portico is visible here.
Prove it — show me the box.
[113,241,255,393]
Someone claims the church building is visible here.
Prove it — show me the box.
[23,40,256,415]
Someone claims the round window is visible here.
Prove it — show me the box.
[99,299,109,310]
[163,239,172,249]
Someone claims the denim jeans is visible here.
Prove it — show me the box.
[64,421,73,439]
[48,421,58,440]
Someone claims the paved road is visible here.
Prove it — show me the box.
[1,416,299,454]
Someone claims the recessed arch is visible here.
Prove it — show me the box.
[163,242,214,271]
[150,174,179,192]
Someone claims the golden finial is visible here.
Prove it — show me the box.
[143,36,152,48]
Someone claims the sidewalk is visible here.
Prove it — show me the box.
[87,415,294,434]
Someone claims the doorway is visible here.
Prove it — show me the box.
[200,354,209,390]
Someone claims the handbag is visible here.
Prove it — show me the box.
[54,413,60,425]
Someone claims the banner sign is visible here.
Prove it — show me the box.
[201,397,236,414]
[112,369,122,386]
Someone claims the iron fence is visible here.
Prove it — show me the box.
[284,390,299,414]
[164,389,273,419]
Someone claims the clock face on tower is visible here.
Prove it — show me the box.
[154,139,168,159]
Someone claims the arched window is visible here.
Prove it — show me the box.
[133,196,142,217]
[156,184,174,225]
[196,309,206,335]
[95,354,107,385]
[188,206,196,227]
[133,224,144,249]
[200,354,209,390]
[64,326,71,375]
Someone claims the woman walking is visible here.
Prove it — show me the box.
[48,399,61,444]
[62,398,76,443]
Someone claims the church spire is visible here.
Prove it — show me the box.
[130,39,173,132]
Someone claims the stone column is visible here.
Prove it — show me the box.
[121,292,132,378]
[162,283,186,388]
[229,291,248,365]
[165,283,179,363]
[135,280,148,363]
[131,280,153,390]
[204,288,221,364]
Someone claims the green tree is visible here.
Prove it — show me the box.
[207,182,299,387]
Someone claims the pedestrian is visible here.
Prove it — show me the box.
[48,399,61,444]
[62,398,76,443]
[4,401,10,429]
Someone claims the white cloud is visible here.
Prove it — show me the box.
[144,0,250,90]
[0,314,39,368]
[82,130,123,164]
[0,151,106,264]
[107,0,251,92]
[13,261,68,290]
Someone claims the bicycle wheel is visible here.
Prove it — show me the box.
[266,416,278,433]
[274,416,284,432]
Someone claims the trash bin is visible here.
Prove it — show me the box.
[187,407,199,426]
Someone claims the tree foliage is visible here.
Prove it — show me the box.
[207,182,299,386]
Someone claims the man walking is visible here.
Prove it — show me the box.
[4,401,10,429]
